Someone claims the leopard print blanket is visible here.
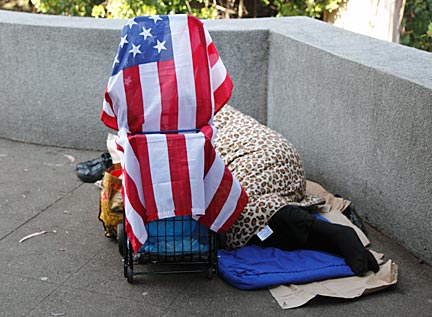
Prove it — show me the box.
[213,105,323,249]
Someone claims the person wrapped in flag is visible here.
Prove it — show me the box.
[101,14,248,253]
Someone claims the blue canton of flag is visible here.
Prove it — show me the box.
[112,15,174,76]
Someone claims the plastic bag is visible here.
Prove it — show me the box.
[98,163,124,238]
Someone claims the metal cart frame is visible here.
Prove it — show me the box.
[117,214,217,283]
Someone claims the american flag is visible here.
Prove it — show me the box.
[101,14,233,133]
[101,14,247,253]
[116,126,248,253]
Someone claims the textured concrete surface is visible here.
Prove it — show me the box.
[0,10,269,150]
[266,24,432,265]
[0,137,431,316]
[0,10,431,269]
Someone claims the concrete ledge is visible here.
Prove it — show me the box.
[1,10,431,264]
[267,26,432,267]
[0,11,269,150]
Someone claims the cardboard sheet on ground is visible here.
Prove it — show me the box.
[269,260,398,309]
[268,181,398,308]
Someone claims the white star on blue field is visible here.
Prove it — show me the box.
[112,15,174,75]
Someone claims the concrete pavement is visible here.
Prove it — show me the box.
[1,137,431,316]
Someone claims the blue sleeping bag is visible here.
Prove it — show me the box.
[217,215,354,290]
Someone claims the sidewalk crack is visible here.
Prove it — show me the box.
[0,182,85,242]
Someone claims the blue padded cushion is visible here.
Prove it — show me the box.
[217,245,355,290]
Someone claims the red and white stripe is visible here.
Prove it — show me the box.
[101,14,233,133]
[117,127,247,253]
[101,15,243,254]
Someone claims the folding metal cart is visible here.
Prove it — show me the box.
[100,14,238,284]
[117,215,217,283]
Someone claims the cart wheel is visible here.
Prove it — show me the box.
[124,262,128,278]
[126,240,134,283]
[127,267,134,283]
[207,267,213,280]
[117,223,125,256]
[123,251,128,278]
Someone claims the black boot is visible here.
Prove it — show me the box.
[306,219,379,275]
[76,152,113,183]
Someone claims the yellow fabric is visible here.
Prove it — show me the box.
[98,163,124,238]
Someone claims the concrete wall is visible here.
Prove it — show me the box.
[0,11,269,149]
[266,18,432,266]
[1,10,431,264]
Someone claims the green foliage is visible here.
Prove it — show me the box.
[90,0,218,19]
[0,0,32,11]
[28,0,213,19]
[3,0,431,52]
[400,0,432,51]
[30,0,104,16]
[271,0,346,18]
[27,0,346,19]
